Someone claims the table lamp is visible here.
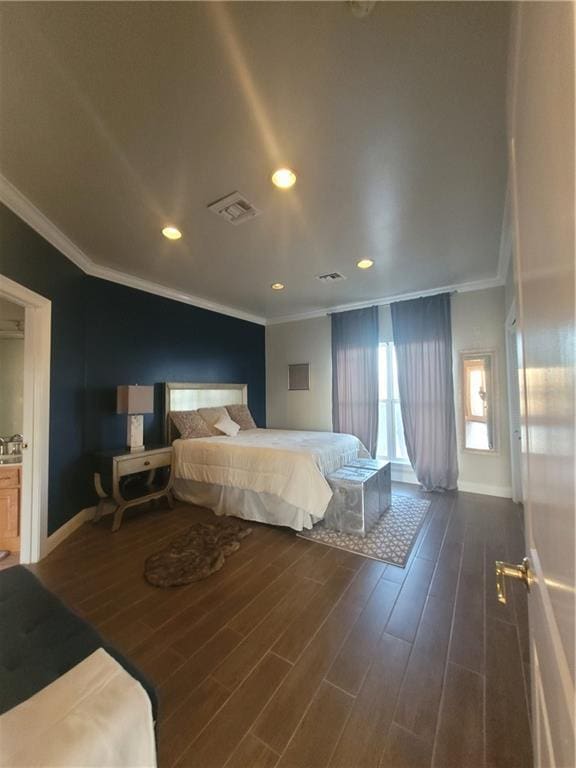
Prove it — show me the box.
[116,385,154,452]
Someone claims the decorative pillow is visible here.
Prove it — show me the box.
[214,414,241,437]
[170,410,212,439]
[225,404,257,431]
[197,406,230,436]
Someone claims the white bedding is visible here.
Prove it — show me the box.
[0,649,156,767]
[173,428,368,530]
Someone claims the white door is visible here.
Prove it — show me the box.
[505,304,524,503]
[504,4,575,767]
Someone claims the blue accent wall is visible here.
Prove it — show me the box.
[0,204,266,535]
[83,277,266,453]
[1,205,88,536]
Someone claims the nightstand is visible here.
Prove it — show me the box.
[93,445,174,532]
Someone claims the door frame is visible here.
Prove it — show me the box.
[0,274,51,563]
[505,299,523,503]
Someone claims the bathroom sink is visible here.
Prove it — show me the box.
[0,456,21,465]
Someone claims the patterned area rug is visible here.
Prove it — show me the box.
[298,493,431,567]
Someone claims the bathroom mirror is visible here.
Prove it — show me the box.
[0,298,25,440]
[460,350,497,452]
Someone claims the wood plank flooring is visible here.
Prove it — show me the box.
[0,551,19,571]
[29,484,533,768]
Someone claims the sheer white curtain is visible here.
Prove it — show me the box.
[391,293,458,491]
[331,306,379,456]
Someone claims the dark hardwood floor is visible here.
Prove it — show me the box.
[29,484,533,768]
[0,551,19,571]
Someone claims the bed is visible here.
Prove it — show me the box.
[165,382,369,530]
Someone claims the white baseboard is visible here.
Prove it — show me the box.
[391,463,418,485]
[42,506,96,557]
[391,462,512,499]
[458,481,512,499]
[38,473,511,559]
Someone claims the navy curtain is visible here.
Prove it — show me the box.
[331,306,379,456]
[391,293,458,491]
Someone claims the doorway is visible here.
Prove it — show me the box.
[0,296,25,564]
[0,274,51,564]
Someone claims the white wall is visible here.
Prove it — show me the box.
[504,256,516,317]
[0,298,25,437]
[0,339,24,435]
[0,297,25,322]
[266,316,333,431]
[451,287,511,497]
[266,287,512,497]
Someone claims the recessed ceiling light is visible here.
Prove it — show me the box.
[271,168,296,189]
[271,282,285,291]
[162,226,182,240]
[357,259,374,269]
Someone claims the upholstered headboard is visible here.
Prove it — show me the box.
[164,382,248,442]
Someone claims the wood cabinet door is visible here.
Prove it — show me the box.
[0,488,20,551]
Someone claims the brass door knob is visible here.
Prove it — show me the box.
[495,557,533,605]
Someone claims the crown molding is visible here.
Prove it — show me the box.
[1,173,505,329]
[86,262,266,325]
[0,174,267,326]
[265,274,505,325]
[1,174,94,273]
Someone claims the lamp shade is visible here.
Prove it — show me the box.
[116,385,154,415]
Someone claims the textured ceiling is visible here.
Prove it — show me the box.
[0,2,510,321]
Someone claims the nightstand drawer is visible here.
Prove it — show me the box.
[116,451,171,477]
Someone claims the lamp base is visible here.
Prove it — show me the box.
[127,414,145,452]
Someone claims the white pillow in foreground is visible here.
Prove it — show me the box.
[214,414,241,436]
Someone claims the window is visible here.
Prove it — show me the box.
[376,342,409,462]
[460,350,497,452]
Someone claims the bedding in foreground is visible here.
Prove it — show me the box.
[0,649,156,768]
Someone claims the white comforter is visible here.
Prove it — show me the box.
[174,428,368,520]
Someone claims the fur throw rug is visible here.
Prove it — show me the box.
[144,517,252,587]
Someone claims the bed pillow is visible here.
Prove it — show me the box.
[214,414,241,437]
[170,410,212,439]
[225,404,257,431]
[197,406,230,436]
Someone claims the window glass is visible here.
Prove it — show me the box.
[461,351,497,452]
[392,346,400,400]
[376,401,388,458]
[377,342,408,462]
[394,402,408,459]
[378,344,388,401]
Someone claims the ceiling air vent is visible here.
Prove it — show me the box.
[316,271,347,283]
[207,191,260,225]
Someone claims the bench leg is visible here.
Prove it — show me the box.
[112,504,127,532]
[93,472,109,523]
[92,498,109,524]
